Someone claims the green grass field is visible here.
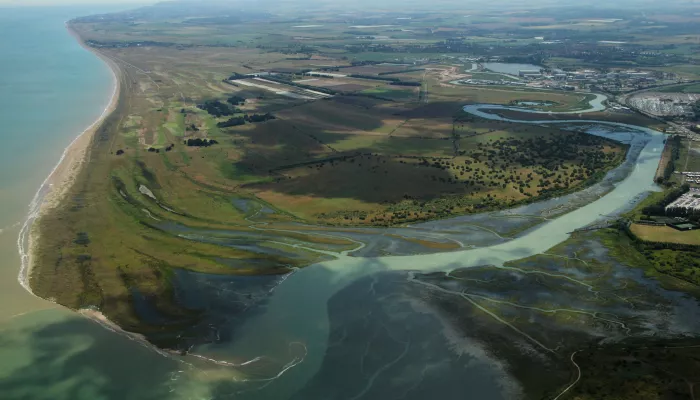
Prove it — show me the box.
[631,223,700,245]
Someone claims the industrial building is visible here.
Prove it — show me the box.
[665,188,700,214]
[518,69,542,78]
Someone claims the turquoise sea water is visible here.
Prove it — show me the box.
[0,7,115,223]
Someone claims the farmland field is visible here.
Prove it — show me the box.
[630,223,700,245]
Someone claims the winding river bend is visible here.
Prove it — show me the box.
[172,96,666,398]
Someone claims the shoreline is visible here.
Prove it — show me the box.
[12,23,200,366]
[17,23,122,295]
[13,22,188,365]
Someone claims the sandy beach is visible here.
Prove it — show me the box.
[18,24,122,293]
[78,308,184,359]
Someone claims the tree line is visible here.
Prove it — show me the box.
[217,113,275,128]
[642,184,690,216]
[657,135,682,185]
[184,138,218,147]
[197,100,240,117]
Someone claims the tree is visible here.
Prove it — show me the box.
[227,95,246,105]
[185,138,218,147]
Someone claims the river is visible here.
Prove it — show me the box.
[178,102,664,398]
[0,8,665,400]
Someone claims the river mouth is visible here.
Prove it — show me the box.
[141,98,698,399]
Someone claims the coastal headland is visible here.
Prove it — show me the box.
[20,3,700,399]
[26,21,637,341]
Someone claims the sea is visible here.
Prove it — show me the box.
[0,6,185,399]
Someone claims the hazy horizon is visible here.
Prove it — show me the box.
[0,0,152,5]
[1,0,697,8]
